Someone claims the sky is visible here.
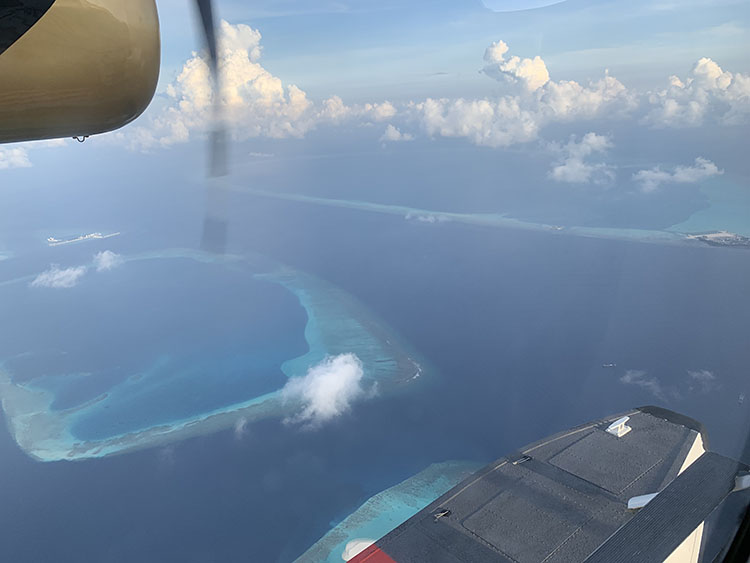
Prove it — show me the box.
[1,0,749,227]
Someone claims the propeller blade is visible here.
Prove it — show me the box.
[194,0,230,254]
[195,0,219,77]
[193,0,227,178]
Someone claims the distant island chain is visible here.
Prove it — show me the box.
[235,187,750,249]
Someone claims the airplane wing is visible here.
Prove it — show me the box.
[350,407,748,563]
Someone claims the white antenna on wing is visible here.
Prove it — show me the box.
[606,416,632,438]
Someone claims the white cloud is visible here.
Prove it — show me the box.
[31,265,88,289]
[688,369,716,382]
[380,124,413,143]
[127,32,643,152]
[282,354,372,428]
[0,147,32,170]
[644,58,750,127]
[130,21,316,148]
[415,42,747,150]
[633,157,723,192]
[93,250,123,272]
[619,368,719,400]
[365,101,397,122]
[482,40,550,92]
[157,445,177,468]
[619,370,665,400]
[538,72,632,121]
[687,369,718,393]
[316,96,397,124]
[28,253,121,290]
[414,42,632,148]
[121,25,749,154]
[416,96,540,148]
[405,212,449,223]
[548,132,615,185]
[0,138,72,169]
[233,417,249,439]
[128,22,400,150]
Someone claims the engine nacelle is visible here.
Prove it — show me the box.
[0,0,160,144]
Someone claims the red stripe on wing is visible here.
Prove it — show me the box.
[349,543,398,563]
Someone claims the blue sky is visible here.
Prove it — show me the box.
[150,0,750,100]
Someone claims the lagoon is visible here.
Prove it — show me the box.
[0,250,422,461]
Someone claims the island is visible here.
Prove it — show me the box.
[47,232,120,246]
[686,231,750,249]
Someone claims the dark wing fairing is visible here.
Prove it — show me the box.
[0,0,56,55]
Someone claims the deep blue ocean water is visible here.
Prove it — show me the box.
[0,257,307,442]
[0,144,748,561]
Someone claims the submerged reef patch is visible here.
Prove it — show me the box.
[296,461,483,563]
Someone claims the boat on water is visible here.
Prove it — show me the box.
[602,363,616,368]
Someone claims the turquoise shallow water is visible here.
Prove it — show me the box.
[667,176,750,237]
[232,187,690,246]
[234,180,750,247]
[0,250,423,461]
[296,461,483,563]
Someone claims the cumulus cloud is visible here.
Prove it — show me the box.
[619,370,666,400]
[30,265,88,289]
[415,42,632,148]
[380,124,413,143]
[548,132,615,185]
[416,96,541,148]
[482,40,550,92]
[127,21,316,148]
[127,31,644,151]
[644,58,750,127]
[282,354,373,428]
[632,157,723,192]
[365,101,398,122]
[93,250,123,272]
[414,42,748,149]
[29,253,119,288]
[0,147,32,170]
[155,21,314,145]
[122,25,749,154]
[538,71,632,121]
[128,22,400,150]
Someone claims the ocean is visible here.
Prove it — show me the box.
[0,143,748,561]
